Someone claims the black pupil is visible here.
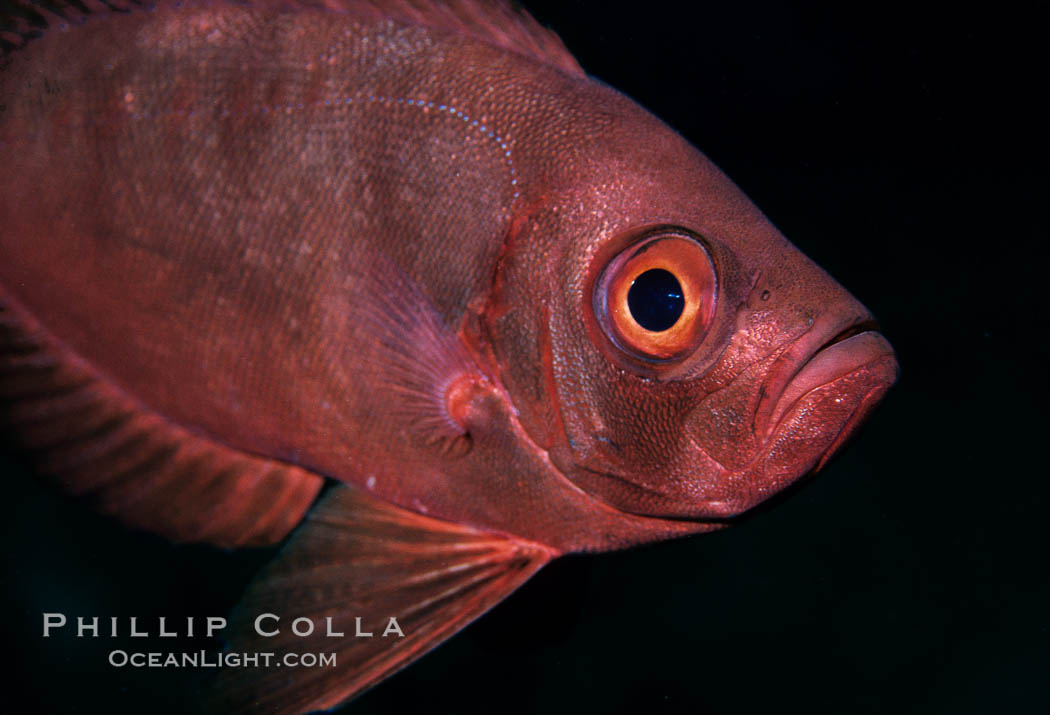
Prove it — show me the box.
[627,269,685,332]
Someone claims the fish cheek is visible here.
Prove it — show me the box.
[517,276,701,511]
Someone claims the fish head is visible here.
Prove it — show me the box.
[486,85,899,522]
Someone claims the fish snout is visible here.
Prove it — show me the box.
[680,310,898,519]
[739,318,899,509]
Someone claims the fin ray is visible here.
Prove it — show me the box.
[210,485,551,714]
[0,291,324,548]
[353,253,484,454]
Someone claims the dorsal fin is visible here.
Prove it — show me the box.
[0,0,586,77]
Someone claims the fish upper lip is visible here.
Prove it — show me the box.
[753,313,892,441]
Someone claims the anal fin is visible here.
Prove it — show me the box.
[210,485,553,714]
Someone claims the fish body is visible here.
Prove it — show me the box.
[0,1,898,711]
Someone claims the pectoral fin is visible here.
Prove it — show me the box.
[209,485,553,714]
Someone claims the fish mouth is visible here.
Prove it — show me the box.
[659,314,899,520]
[755,312,894,440]
[754,313,898,464]
[679,323,897,520]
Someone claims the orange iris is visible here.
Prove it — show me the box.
[595,231,717,362]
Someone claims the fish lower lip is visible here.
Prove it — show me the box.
[764,330,896,438]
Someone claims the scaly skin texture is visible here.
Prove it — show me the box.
[0,1,897,553]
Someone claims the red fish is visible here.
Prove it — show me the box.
[0,0,898,712]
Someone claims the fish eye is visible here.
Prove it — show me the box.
[594,230,717,362]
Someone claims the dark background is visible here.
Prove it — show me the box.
[3,1,1045,713]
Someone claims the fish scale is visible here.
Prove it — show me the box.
[0,1,897,711]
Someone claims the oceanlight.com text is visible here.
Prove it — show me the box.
[108,650,337,668]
